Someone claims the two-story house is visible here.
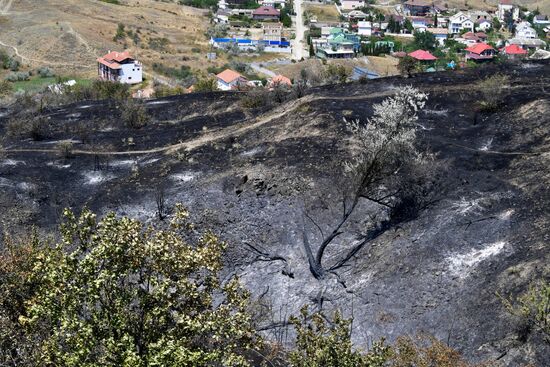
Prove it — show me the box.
[97,51,142,84]
[216,69,248,91]
[515,21,537,39]
[497,0,519,22]
[448,12,474,34]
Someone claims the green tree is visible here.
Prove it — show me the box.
[397,55,417,77]
[195,77,218,92]
[413,30,436,51]
[289,306,391,367]
[403,18,413,33]
[19,205,258,367]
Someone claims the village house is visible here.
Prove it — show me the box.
[263,22,283,42]
[252,6,280,21]
[347,10,369,20]
[410,16,433,31]
[408,49,438,62]
[476,19,492,32]
[468,10,491,22]
[507,37,547,50]
[428,28,449,45]
[216,69,247,91]
[515,21,537,39]
[402,0,432,16]
[260,0,286,8]
[357,21,372,36]
[459,31,488,45]
[464,42,496,61]
[340,0,366,11]
[448,12,474,34]
[500,44,528,59]
[533,15,550,26]
[97,51,142,84]
[497,0,519,22]
[315,27,360,59]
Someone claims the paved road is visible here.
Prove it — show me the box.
[292,0,306,60]
[250,62,276,78]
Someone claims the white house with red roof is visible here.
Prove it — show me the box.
[500,44,528,59]
[408,49,438,62]
[464,43,496,61]
[216,69,248,91]
[97,51,142,84]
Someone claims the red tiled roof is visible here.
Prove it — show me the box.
[408,49,438,61]
[216,69,244,84]
[499,0,513,5]
[462,32,479,40]
[252,6,280,16]
[465,42,494,54]
[475,32,488,38]
[501,44,528,54]
[102,51,133,62]
[271,74,292,86]
[97,57,121,69]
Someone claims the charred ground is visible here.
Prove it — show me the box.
[1,62,549,365]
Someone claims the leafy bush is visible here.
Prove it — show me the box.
[152,63,193,80]
[37,67,55,78]
[0,80,12,96]
[148,37,170,51]
[5,71,30,82]
[11,206,257,366]
[120,99,150,129]
[289,306,391,367]
[398,56,417,77]
[476,73,510,111]
[501,280,550,344]
[194,77,218,92]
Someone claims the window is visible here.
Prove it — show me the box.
[128,77,132,80]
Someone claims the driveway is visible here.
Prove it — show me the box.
[292,0,306,60]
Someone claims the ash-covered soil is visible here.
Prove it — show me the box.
[1,62,549,366]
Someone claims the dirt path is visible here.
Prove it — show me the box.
[2,82,546,157]
[0,39,95,68]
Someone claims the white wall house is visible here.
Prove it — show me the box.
[357,21,372,36]
[97,51,142,85]
[476,19,492,32]
[448,12,474,34]
[341,0,365,11]
[216,69,247,91]
[497,0,519,22]
[515,21,537,39]
[428,28,449,45]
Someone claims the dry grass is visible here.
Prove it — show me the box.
[0,0,226,78]
[303,4,340,23]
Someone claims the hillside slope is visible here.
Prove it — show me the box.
[1,62,550,365]
[0,0,211,77]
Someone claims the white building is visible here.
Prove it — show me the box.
[533,15,550,26]
[448,12,474,34]
[497,0,519,22]
[97,51,142,84]
[340,0,365,11]
[216,69,247,91]
[428,28,449,46]
[515,21,537,39]
[357,21,372,36]
[476,19,492,32]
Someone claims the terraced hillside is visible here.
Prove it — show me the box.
[1,62,550,365]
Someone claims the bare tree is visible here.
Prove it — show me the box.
[155,185,166,221]
[302,86,436,279]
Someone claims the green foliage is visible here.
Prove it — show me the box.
[37,67,55,78]
[390,334,481,367]
[403,18,413,33]
[152,63,193,80]
[476,74,510,111]
[120,99,150,129]
[194,77,218,92]
[501,280,550,344]
[413,30,436,51]
[0,80,12,96]
[148,37,170,51]
[16,206,257,366]
[397,56,417,77]
[289,306,391,367]
[179,0,218,9]
[113,23,126,42]
[323,64,349,84]
[281,7,293,27]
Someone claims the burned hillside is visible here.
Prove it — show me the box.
[1,62,549,366]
